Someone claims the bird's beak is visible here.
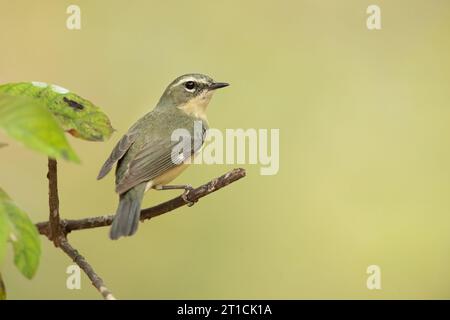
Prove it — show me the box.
[209,82,229,90]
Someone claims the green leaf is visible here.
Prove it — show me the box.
[0,188,41,279]
[0,93,80,162]
[0,272,6,300]
[0,82,114,141]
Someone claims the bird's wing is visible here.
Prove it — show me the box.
[97,123,140,180]
[115,129,204,194]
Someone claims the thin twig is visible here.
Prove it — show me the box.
[58,237,116,300]
[47,158,62,245]
[38,167,245,299]
[45,157,116,300]
[37,168,246,236]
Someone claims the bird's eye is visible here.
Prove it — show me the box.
[184,81,196,91]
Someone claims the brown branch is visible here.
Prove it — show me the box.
[37,168,246,236]
[58,237,116,300]
[47,158,62,246]
[44,158,116,300]
[38,167,245,300]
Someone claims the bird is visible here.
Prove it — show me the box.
[97,74,229,239]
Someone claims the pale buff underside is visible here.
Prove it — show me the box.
[145,162,190,192]
[145,91,214,193]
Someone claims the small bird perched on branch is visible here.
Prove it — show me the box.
[97,74,229,239]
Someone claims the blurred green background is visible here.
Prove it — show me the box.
[1,0,450,299]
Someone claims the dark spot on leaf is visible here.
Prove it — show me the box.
[67,129,80,137]
[63,97,84,111]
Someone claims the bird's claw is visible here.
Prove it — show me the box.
[182,185,196,207]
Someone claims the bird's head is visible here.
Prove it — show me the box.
[157,73,229,119]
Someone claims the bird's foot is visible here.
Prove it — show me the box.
[181,185,196,207]
[155,184,197,207]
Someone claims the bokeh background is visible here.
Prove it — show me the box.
[1,0,450,299]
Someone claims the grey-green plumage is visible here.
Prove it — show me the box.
[97,74,229,239]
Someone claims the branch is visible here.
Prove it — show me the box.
[58,237,116,300]
[44,158,116,300]
[37,168,246,235]
[47,158,62,246]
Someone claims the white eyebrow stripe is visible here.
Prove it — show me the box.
[172,76,209,88]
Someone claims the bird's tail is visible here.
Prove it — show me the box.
[110,183,146,240]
